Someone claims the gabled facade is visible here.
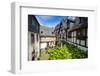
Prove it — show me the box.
[40,26,56,51]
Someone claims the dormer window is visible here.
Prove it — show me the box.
[41,31,43,34]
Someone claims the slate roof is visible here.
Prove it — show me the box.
[40,25,55,37]
[68,17,88,32]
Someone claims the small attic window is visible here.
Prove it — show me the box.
[41,31,43,33]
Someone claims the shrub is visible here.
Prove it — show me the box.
[63,42,88,59]
[47,41,88,60]
[48,46,72,60]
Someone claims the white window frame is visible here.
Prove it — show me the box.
[11,2,97,74]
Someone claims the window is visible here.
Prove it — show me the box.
[76,30,81,39]
[76,28,87,40]
[41,31,43,34]
[37,34,38,42]
[31,33,34,43]
[63,36,64,39]
[68,32,71,38]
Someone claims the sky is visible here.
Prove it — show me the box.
[35,15,66,27]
